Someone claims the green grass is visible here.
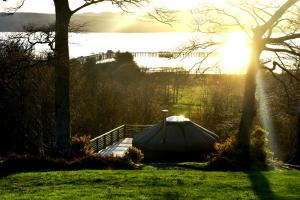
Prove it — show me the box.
[178,86,208,105]
[1,166,300,199]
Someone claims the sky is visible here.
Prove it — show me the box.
[0,0,202,13]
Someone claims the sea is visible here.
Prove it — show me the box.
[1,32,209,71]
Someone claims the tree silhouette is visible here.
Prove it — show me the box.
[114,51,134,64]
[191,0,300,159]
[2,0,148,156]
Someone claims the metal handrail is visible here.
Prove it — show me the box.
[90,125,125,142]
[90,124,152,152]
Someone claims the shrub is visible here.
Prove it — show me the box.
[70,155,104,169]
[70,155,133,170]
[70,135,94,157]
[209,131,245,170]
[0,154,68,172]
[209,127,273,170]
[215,132,239,158]
[124,146,144,163]
[250,126,273,165]
[0,154,134,174]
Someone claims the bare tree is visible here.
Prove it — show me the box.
[2,0,151,156]
[189,0,300,159]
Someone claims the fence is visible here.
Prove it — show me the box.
[90,124,152,152]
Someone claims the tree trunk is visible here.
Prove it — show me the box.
[53,0,72,156]
[237,28,264,158]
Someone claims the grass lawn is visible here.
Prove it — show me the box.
[1,165,300,200]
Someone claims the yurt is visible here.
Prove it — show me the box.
[133,115,219,161]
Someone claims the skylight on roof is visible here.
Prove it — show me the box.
[166,115,190,122]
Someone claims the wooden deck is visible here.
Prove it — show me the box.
[90,124,151,153]
[98,138,133,157]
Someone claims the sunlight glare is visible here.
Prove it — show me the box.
[256,70,279,156]
[108,14,137,32]
[151,0,200,10]
[219,32,251,74]
[211,0,226,9]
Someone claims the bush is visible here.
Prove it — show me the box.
[250,126,273,165]
[70,135,94,157]
[0,153,134,174]
[214,132,239,159]
[124,147,144,163]
[209,131,245,170]
[0,154,68,172]
[209,127,273,170]
[70,155,133,170]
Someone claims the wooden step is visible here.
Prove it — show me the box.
[98,138,133,157]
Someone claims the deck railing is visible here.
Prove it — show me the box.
[90,124,152,152]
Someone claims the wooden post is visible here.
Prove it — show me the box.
[162,110,168,144]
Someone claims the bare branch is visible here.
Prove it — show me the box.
[261,66,291,107]
[260,0,299,33]
[71,0,105,14]
[232,4,260,25]
[147,8,176,26]
[273,61,300,81]
[71,0,145,15]
[252,3,274,19]
[214,8,250,37]
[189,48,219,73]
[265,33,300,43]
[251,4,268,23]
[264,46,300,57]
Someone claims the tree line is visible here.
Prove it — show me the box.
[0,40,298,162]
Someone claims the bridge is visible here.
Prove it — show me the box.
[77,51,207,63]
[132,51,205,58]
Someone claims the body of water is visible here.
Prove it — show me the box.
[68,32,200,57]
[68,32,207,70]
[68,32,208,71]
[0,32,246,73]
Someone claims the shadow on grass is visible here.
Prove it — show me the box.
[246,171,287,200]
[162,191,179,200]
[0,171,15,179]
[0,168,54,180]
[143,162,208,170]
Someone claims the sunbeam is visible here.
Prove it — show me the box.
[256,69,279,157]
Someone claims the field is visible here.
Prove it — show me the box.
[1,167,300,199]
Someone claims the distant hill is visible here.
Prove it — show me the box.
[0,12,181,32]
[0,13,54,32]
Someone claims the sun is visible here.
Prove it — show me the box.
[219,32,251,74]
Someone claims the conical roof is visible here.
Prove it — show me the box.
[133,116,219,155]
